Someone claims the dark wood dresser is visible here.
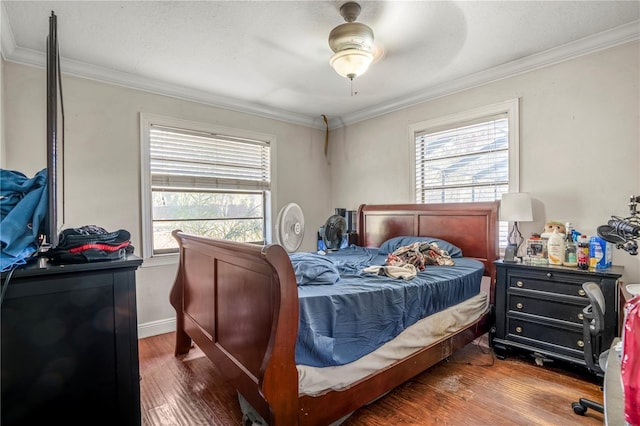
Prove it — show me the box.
[492,260,623,369]
[1,256,143,426]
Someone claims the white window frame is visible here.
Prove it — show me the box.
[408,99,520,249]
[140,113,277,264]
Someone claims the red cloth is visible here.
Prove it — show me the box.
[622,295,640,425]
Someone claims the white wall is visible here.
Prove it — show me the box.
[3,62,330,336]
[329,41,640,283]
[1,58,4,168]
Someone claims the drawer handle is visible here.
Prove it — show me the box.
[578,289,586,296]
[577,340,584,348]
[516,281,524,288]
[578,313,584,320]
[515,326,523,333]
[516,302,523,309]
[546,272,552,278]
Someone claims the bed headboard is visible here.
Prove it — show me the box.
[356,202,500,280]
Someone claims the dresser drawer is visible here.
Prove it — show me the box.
[509,293,586,324]
[507,317,584,357]
[507,271,594,298]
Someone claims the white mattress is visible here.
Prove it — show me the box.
[297,291,489,396]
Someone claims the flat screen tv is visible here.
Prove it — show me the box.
[44,11,65,249]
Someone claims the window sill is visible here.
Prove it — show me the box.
[140,253,179,268]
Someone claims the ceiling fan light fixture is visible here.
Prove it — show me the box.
[329,48,374,79]
[328,2,375,81]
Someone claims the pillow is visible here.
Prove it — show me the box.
[378,236,463,258]
[289,253,340,286]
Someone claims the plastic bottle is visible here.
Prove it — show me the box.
[590,236,604,268]
[566,222,575,244]
[547,229,565,265]
[577,235,590,270]
[563,236,578,267]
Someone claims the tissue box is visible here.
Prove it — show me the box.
[589,236,612,269]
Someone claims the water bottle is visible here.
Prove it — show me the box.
[564,237,578,267]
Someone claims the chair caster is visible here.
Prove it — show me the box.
[572,398,603,415]
[571,401,587,416]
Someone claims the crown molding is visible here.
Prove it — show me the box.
[0,2,16,61]
[2,12,638,130]
[2,23,318,129]
[339,20,640,128]
[64,58,318,128]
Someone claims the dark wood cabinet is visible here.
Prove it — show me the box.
[492,260,623,368]
[1,256,143,426]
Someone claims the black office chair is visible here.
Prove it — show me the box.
[572,282,607,416]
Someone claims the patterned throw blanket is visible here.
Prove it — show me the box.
[386,241,455,271]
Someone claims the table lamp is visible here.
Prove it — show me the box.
[500,192,533,262]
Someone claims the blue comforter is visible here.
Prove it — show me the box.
[291,246,484,367]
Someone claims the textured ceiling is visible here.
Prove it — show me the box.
[2,1,639,127]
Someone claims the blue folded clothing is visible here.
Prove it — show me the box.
[0,168,48,272]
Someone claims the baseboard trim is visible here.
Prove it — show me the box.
[138,317,176,339]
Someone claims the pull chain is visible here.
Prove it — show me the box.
[349,78,358,96]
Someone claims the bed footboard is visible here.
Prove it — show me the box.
[169,231,299,425]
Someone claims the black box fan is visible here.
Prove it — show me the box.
[322,214,347,251]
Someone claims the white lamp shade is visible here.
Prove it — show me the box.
[500,192,533,222]
[329,49,374,79]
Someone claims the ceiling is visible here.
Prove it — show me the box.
[2,1,639,128]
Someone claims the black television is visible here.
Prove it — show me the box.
[43,11,65,249]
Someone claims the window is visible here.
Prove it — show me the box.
[141,114,274,258]
[410,99,520,249]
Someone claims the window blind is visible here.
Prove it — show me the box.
[150,124,271,191]
[415,115,508,204]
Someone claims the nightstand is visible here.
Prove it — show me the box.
[492,260,623,368]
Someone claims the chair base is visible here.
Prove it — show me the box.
[572,398,604,415]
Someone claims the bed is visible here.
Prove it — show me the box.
[169,201,499,425]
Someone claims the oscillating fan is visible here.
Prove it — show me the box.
[275,202,305,252]
[322,214,347,251]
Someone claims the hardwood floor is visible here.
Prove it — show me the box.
[139,332,605,425]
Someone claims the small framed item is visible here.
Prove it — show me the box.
[525,235,548,265]
[504,243,518,262]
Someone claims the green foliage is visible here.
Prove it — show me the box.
[152,190,265,251]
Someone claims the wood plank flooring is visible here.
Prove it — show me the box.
[139,332,605,425]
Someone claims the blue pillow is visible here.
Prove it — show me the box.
[289,253,340,286]
[378,236,463,258]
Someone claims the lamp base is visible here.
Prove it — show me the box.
[503,243,518,263]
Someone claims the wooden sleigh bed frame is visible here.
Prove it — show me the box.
[169,202,499,425]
